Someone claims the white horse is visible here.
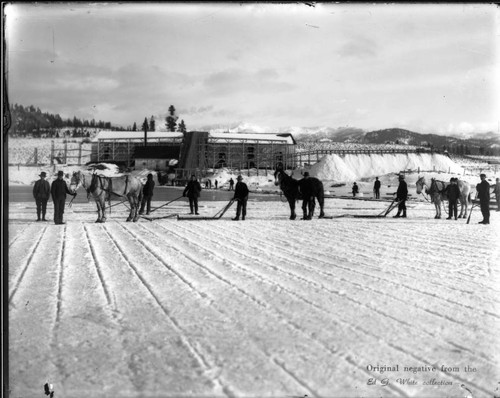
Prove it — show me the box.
[70,170,143,223]
[415,176,471,219]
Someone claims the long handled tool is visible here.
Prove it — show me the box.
[330,198,401,219]
[148,195,184,215]
[177,199,236,220]
[467,194,479,224]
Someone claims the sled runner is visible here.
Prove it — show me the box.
[329,198,402,219]
[177,199,236,221]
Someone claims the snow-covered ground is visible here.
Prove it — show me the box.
[8,194,500,398]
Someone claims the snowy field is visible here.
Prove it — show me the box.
[7,195,500,398]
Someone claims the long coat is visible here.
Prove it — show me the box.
[476,180,490,203]
[33,179,51,200]
[183,180,202,198]
[396,180,408,201]
[143,179,155,197]
[51,178,73,200]
[445,184,461,202]
[233,182,249,200]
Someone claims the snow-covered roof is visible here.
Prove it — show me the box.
[93,131,183,142]
[208,132,295,145]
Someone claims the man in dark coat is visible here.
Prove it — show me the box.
[229,178,234,191]
[373,177,381,199]
[50,170,75,225]
[232,175,249,221]
[393,174,408,218]
[352,182,359,197]
[444,177,461,220]
[183,174,202,215]
[139,173,155,215]
[33,171,51,221]
[476,173,490,224]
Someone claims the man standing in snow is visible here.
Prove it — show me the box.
[352,182,359,197]
[229,178,234,191]
[33,171,51,221]
[139,173,155,215]
[232,175,249,221]
[373,177,381,199]
[476,173,490,224]
[493,177,500,212]
[393,174,408,218]
[183,174,202,215]
[444,177,460,220]
[50,170,75,225]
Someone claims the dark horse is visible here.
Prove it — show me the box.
[70,170,143,223]
[274,169,325,220]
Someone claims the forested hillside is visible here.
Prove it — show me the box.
[6,104,120,138]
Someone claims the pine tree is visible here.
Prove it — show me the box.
[149,116,155,131]
[166,105,178,132]
[177,119,187,133]
[132,122,137,131]
[142,117,149,132]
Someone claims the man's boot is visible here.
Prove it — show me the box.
[393,212,401,218]
[402,210,407,218]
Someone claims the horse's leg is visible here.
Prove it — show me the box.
[318,195,325,218]
[126,196,133,222]
[308,198,315,220]
[133,195,140,222]
[301,199,308,220]
[101,198,107,223]
[288,198,296,220]
[95,199,102,223]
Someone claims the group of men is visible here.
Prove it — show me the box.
[34,170,498,224]
[33,171,76,225]
[183,174,249,220]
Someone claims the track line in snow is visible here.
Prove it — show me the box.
[237,222,500,321]
[271,358,320,398]
[234,223,498,317]
[8,225,48,304]
[145,224,418,397]
[8,224,32,248]
[165,223,497,394]
[102,224,232,398]
[128,223,374,395]
[182,223,487,332]
[83,225,114,308]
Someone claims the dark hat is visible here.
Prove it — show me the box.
[57,170,64,177]
[39,171,47,177]
[237,175,243,180]
[303,171,310,177]
[480,173,486,178]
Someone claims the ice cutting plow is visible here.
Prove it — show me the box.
[329,198,401,219]
[177,199,236,221]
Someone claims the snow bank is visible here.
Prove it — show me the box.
[310,153,464,182]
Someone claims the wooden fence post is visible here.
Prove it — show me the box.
[50,140,54,165]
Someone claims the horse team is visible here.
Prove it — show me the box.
[38,167,491,223]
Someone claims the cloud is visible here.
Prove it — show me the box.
[337,36,378,58]
[203,68,295,96]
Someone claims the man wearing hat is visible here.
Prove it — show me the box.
[393,173,408,218]
[232,175,249,221]
[50,170,75,225]
[476,173,490,224]
[33,171,51,221]
[183,174,202,215]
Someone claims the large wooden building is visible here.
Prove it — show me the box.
[91,130,296,176]
[90,131,183,168]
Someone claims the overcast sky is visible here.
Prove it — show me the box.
[5,3,500,135]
